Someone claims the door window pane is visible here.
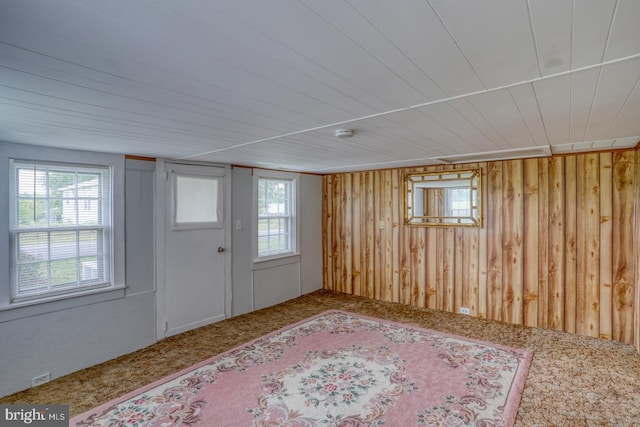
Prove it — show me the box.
[174,175,220,226]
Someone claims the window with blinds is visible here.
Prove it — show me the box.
[256,177,296,259]
[9,160,112,303]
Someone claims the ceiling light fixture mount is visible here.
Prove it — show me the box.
[334,129,354,139]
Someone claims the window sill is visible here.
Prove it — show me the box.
[252,253,300,271]
[0,285,126,323]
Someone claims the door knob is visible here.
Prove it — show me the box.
[217,246,225,253]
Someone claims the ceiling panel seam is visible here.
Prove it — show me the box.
[338,0,447,99]
[507,87,538,147]
[179,53,640,160]
[294,0,431,105]
[581,0,619,141]
[606,70,640,138]
[525,0,543,78]
[602,0,620,63]
[199,1,397,113]
[530,82,551,146]
[426,0,488,90]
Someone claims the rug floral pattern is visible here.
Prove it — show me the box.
[248,346,417,426]
[72,311,531,426]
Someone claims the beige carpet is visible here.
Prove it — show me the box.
[2,289,639,426]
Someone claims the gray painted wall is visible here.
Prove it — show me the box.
[299,173,324,294]
[0,147,157,397]
[230,167,254,316]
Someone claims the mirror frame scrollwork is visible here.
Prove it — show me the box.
[404,168,483,227]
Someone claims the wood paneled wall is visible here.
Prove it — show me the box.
[322,149,640,345]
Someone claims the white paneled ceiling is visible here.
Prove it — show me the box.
[1,0,639,173]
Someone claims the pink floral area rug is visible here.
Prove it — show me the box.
[71,310,532,426]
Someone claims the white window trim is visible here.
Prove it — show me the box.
[9,160,113,303]
[252,169,300,263]
[0,143,125,322]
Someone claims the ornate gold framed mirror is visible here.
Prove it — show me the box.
[404,168,482,227]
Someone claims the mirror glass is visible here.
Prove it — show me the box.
[404,169,482,227]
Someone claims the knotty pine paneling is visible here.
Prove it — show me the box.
[613,151,635,343]
[322,150,640,345]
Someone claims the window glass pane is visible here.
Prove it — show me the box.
[49,171,77,198]
[16,232,50,293]
[51,197,71,226]
[258,179,267,216]
[16,165,48,228]
[79,230,99,256]
[18,261,48,294]
[259,179,290,217]
[77,173,100,195]
[18,232,48,262]
[257,234,269,255]
[268,236,282,253]
[50,258,78,287]
[268,217,279,231]
[256,175,295,258]
[78,198,98,225]
[51,230,78,259]
[175,175,219,224]
[18,198,48,228]
[80,256,99,281]
[10,160,111,302]
[17,168,45,197]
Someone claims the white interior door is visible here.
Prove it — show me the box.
[157,162,229,338]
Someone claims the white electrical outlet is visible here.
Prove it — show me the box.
[32,372,51,387]
[459,307,471,315]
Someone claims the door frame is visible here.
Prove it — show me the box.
[154,159,232,340]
